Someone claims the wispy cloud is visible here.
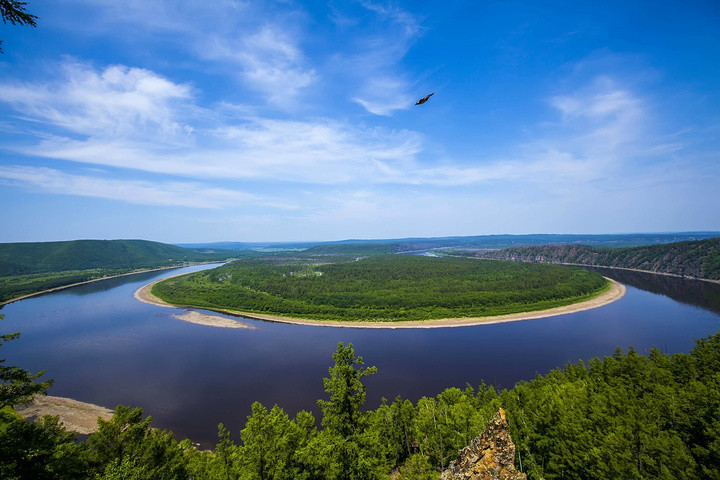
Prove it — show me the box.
[339,1,424,116]
[0,60,422,184]
[0,60,193,139]
[0,56,706,221]
[0,165,274,209]
[201,25,318,105]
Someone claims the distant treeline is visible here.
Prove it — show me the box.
[0,239,255,303]
[4,335,720,479]
[151,255,609,322]
[0,239,252,276]
[180,232,720,252]
[454,237,720,281]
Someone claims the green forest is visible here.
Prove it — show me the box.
[151,255,609,322]
[3,319,720,479]
[0,240,254,303]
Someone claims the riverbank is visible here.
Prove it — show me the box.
[135,276,625,329]
[134,274,255,329]
[16,395,114,434]
[0,262,221,306]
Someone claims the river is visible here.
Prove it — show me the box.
[2,263,719,447]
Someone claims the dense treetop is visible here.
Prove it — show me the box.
[4,333,720,479]
[152,255,609,322]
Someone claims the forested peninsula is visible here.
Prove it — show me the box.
[0,239,252,303]
[150,255,610,323]
[446,237,720,281]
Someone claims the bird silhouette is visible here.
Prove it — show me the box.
[415,93,434,105]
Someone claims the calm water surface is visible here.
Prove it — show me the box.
[2,264,720,447]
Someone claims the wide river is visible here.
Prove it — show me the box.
[2,263,720,447]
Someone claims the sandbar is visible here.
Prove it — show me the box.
[16,395,114,434]
[134,275,254,329]
[173,311,255,329]
[135,275,625,329]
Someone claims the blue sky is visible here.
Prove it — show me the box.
[0,0,718,243]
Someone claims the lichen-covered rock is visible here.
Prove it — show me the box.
[439,408,526,480]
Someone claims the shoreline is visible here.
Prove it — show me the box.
[135,276,626,329]
[134,274,255,329]
[1,262,221,306]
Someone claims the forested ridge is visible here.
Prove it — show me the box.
[3,331,720,479]
[456,237,720,281]
[151,255,609,322]
[0,239,250,276]
[0,240,253,303]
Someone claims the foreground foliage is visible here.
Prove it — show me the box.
[152,255,608,321]
[3,333,720,479]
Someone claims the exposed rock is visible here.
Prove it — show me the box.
[439,408,526,480]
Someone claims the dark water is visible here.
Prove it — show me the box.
[2,264,720,447]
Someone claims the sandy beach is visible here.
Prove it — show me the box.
[135,275,626,329]
[17,395,114,434]
[134,274,255,329]
[173,311,255,329]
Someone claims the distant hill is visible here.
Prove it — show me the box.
[298,243,402,257]
[0,239,250,276]
[178,232,720,254]
[473,238,720,281]
[175,241,319,251]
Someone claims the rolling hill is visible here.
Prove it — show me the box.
[0,239,250,276]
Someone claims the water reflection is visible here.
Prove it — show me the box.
[587,267,720,315]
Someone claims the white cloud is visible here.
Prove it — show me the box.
[201,25,318,105]
[339,2,424,116]
[0,56,699,218]
[0,165,272,209]
[0,60,423,185]
[63,1,317,106]
[0,61,193,139]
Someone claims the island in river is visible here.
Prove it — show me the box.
[145,255,624,328]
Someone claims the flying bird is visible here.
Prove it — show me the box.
[415,93,434,105]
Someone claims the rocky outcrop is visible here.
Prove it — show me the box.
[439,409,526,480]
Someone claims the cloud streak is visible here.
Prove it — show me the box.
[0,165,277,209]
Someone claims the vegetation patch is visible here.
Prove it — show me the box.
[151,255,609,322]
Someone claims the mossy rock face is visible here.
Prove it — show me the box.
[152,255,609,322]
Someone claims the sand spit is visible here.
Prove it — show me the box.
[17,395,114,434]
[134,275,255,329]
[136,276,626,329]
[133,273,188,307]
[173,311,255,329]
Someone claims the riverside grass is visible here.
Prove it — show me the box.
[151,255,609,322]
